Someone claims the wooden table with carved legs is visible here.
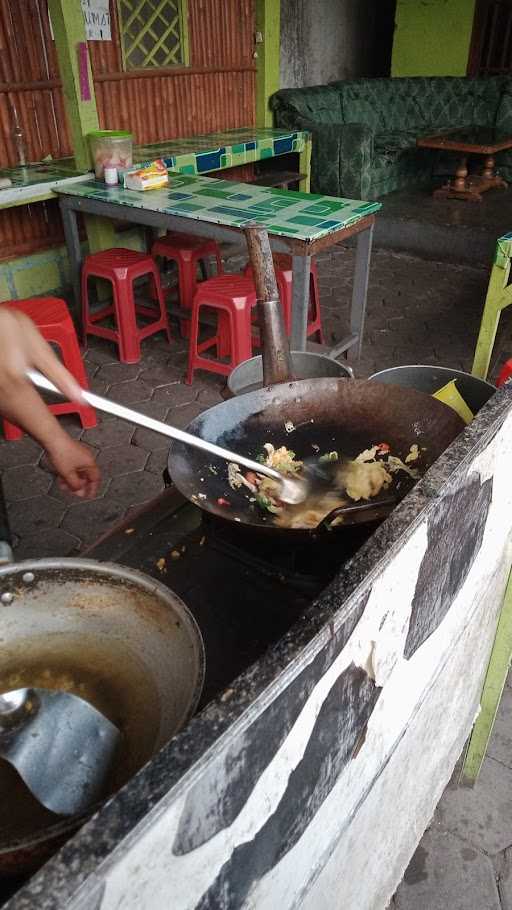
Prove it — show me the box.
[417,126,512,202]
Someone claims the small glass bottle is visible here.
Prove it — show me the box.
[104,166,118,186]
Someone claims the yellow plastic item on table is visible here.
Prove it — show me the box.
[124,159,168,191]
[432,380,474,425]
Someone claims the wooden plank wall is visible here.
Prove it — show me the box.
[0,0,256,263]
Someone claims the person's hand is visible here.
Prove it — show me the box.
[0,307,84,402]
[0,306,101,500]
[46,436,100,499]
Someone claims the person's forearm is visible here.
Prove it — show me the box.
[0,377,69,453]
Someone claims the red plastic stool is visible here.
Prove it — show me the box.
[151,233,223,336]
[186,275,257,384]
[497,359,512,386]
[82,248,171,364]
[243,253,323,342]
[2,297,97,441]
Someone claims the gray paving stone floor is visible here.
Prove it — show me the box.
[3,243,512,908]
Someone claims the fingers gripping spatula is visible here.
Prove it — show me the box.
[0,485,120,817]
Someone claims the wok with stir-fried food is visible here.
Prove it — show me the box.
[168,378,465,533]
[227,441,422,529]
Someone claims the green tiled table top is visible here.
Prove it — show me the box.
[132,128,309,177]
[0,129,308,210]
[57,173,380,243]
[0,160,90,209]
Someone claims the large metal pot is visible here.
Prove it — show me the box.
[226,349,353,397]
[0,557,205,878]
[369,365,495,414]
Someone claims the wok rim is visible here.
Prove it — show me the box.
[0,557,205,857]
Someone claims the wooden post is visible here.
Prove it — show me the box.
[48,0,115,252]
[255,0,280,128]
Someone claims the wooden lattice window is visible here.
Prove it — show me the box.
[117,0,189,70]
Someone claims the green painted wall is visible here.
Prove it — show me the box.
[0,229,143,303]
[0,247,71,302]
[392,0,477,77]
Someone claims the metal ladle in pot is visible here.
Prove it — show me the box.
[0,687,120,816]
[0,490,121,818]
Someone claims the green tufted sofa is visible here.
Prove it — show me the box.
[270,76,512,199]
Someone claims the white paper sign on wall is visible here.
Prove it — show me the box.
[48,0,111,41]
[81,0,111,40]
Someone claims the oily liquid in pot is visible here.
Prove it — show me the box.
[0,633,161,844]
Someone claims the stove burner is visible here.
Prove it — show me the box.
[201,511,374,593]
[164,467,376,591]
[87,481,378,711]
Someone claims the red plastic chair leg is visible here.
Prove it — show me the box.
[114,283,142,364]
[308,266,324,343]
[231,303,253,364]
[497,359,512,387]
[179,257,198,337]
[186,298,204,385]
[2,421,24,441]
[149,267,172,344]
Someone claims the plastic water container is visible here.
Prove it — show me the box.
[88,130,133,180]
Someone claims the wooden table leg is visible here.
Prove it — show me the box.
[483,155,495,181]
[453,156,469,193]
[434,156,483,202]
[476,154,508,193]
[434,153,508,202]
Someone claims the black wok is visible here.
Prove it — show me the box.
[167,378,465,533]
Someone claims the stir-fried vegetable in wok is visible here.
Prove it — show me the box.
[225,441,423,530]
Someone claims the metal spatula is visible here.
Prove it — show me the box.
[0,686,120,816]
[27,369,307,505]
[27,370,396,513]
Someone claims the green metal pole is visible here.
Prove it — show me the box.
[48,0,115,252]
[255,0,280,128]
[460,563,512,785]
[299,133,312,193]
[472,236,512,380]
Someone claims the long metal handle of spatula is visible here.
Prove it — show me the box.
[27,369,305,504]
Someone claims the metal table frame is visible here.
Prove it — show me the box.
[58,193,375,358]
